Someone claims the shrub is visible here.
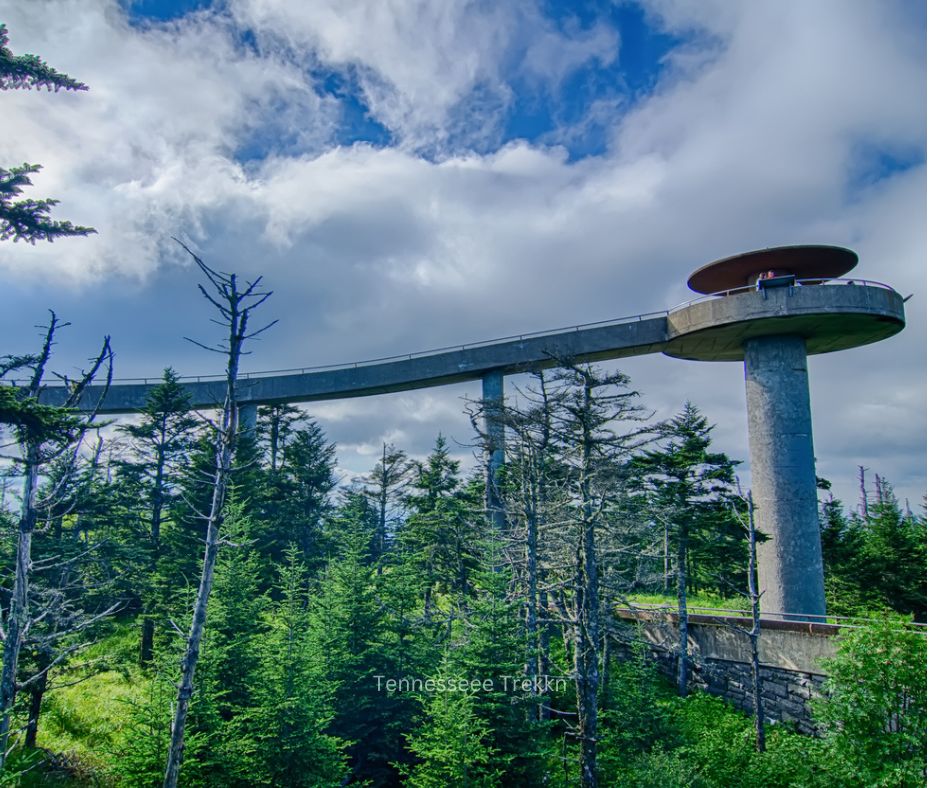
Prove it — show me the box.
[813,615,927,787]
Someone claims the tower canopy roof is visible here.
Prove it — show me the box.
[687,245,858,295]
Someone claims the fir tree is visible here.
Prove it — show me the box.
[1,25,95,243]
[260,420,336,574]
[118,369,198,664]
[311,506,404,785]
[452,554,549,785]
[399,436,482,616]
[398,657,501,788]
[247,547,346,787]
[632,402,740,695]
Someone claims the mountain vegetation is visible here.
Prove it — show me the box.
[0,304,926,786]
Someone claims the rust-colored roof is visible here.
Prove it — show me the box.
[687,245,858,295]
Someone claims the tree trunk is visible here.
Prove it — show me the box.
[0,447,39,768]
[524,497,539,723]
[140,443,166,666]
[574,515,600,788]
[163,447,229,788]
[24,659,48,749]
[746,492,766,752]
[663,523,669,593]
[538,589,551,722]
[573,381,599,788]
[676,522,689,697]
[163,247,271,788]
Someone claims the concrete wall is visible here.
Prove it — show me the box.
[665,283,905,361]
[617,609,839,734]
[37,315,670,413]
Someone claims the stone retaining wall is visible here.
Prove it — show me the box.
[616,608,839,734]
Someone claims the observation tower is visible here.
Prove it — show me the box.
[32,244,906,620]
[664,246,905,619]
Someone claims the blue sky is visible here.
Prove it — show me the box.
[0,0,927,508]
[122,0,682,159]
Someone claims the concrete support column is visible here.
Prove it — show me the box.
[237,402,258,441]
[482,371,506,530]
[744,335,826,621]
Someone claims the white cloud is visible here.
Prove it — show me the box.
[230,0,620,151]
[0,0,338,283]
[0,0,925,507]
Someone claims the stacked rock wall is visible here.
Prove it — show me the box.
[616,608,839,734]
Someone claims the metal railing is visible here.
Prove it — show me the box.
[617,601,926,633]
[667,277,898,312]
[1,308,669,387]
[1,278,897,388]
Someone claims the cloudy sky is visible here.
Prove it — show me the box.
[0,0,926,509]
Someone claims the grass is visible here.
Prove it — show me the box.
[11,625,144,786]
[621,591,751,614]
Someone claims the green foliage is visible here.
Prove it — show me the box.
[632,402,744,595]
[179,507,270,785]
[599,641,677,773]
[451,558,549,785]
[814,615,927,787]
[0,385,82,442]
[611,692,831,788]
[399,435,483,606]
[0,338,926,788]
[244,547,347,787]
[1,25,94,243]
[0,163,96,244]
[596,643,836,788]
[111,662,188,787]
[310,517,405,786]
[398,659,501,788]
[820,482,927,619]
[116,368,199,663]
[257,419,336,575]
[0,25,88,91]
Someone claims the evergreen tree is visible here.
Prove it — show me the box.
[1,24,95,243]
[819,479,926,620]
[452,555,548,786]
[311,502,404,785]
[399,436,482,617]
[375,545,439,776]
[359,442,412,563]
[632,402,740,695]
[118,369,198,664]
[856,481,926,620]
[257,404,305,472]
[398,657,501,788]
[260,420,336,574]
[246,548,347,787]
[185,503,269,784]
[819,495,866,615]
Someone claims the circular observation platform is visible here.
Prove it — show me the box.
[664,281,905,362]
[687,245,858,295]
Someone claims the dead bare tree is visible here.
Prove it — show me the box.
[544,363,649,788]
[0,312,112,771]
[720,487,766,752]
[163,242,275,788]
[468,370,569,723]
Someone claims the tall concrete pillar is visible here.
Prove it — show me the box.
[482,371,506,530]
[744,335,826,620]
[237,402,258,441]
